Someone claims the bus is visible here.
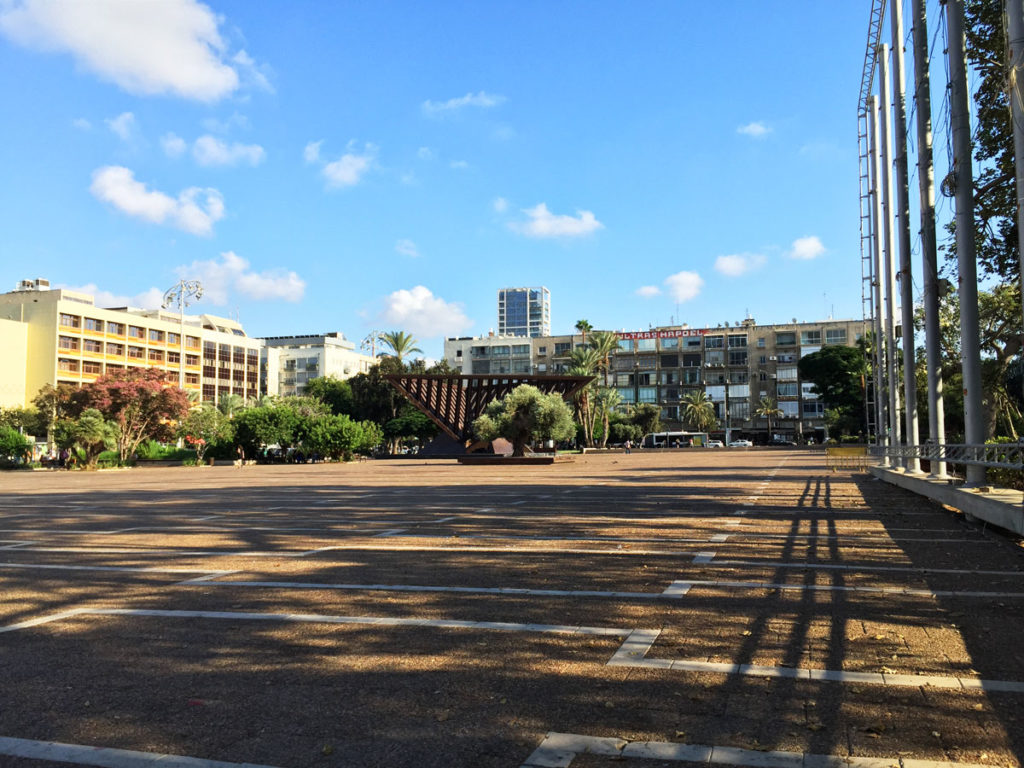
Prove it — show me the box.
[640,431,710,449]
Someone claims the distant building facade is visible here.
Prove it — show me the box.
[260,332,376,397]
[0,278,261,408]
[445,317,869,441]
[497,287,550,338]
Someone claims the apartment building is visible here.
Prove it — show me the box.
[497,287,551,338]
[445,317,868,441]
[260,332,376,397]
[0,279,261,408]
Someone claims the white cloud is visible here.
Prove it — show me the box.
[492,197,508,213]
[176,251,304,304]
[714,252,765,277]
[322,146,375,188]
[417,146,435,161]
[89,165,224,236]
[71,117,91,130]
[510,203,603,238]
[422,90,505,115]
[0,0,251,102]
[105,111,135,141]
[737,121,770,138]
[61,283,164,310]
[232,49,273,93]
[635,285,661,298]
[788,235,826,260]
[379,285,472,338]
[664,271,704,303]
[201,112,250,134]
[193,134,265,167]
[395,239,420,258]
[449,160,469,170]
[303,140,322,164]
[160,132,187,158]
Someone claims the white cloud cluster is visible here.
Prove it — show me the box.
[321,143,376,188]
[379,286,472,338]
[72,117,91,131]
[0,0,262,102]
[193,135,265,167]
[492,197,508,213]
[511,203,603,239]
[61,283,164,310]
[105,111,135,141]
[788,235,826,260]
[635,286,661,298]
[176,251,305,304]
[160,133,188,158]
[395,239,420,258]
[664,271,704,303]
[737,121,770,138]
[89,165,224,236]
[714,252,765,277]
[303,140,323,164]
[422,90,505,115]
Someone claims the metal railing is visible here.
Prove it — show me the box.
[869,443,1024,471]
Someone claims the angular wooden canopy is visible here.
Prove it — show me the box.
[384,374,594,441]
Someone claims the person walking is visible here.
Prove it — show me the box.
[624,439,632,455]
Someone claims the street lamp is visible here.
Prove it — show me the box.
[162,280,203,391]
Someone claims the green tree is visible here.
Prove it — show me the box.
[0,425,31,462]
[383,410,438,447]
[32,382,79,441]
[217,393,246,417]
[754,397,784,441]
[798,346,868,437]
[472,384,575,456]
[379,331,423,365]
[0,407,45,438]
[588,331,619,387]
[306,414,381,460]
[574,319,592,345]
[682,391,717,432]
[568,346,600,446]
[305,376,355,415]
[233,405,302,456]
[630,402,662,437]
[593,387,622,448]
[53,409,117,469]
[179,405,235,463]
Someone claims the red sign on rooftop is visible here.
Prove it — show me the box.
[616,328,710,340]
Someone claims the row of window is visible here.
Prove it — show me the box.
[57,336,201,365]
[56,358,202,385]
[58,314,203,347]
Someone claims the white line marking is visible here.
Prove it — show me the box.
[705,558,1024,577]
[660,581,693,597]
[672,578,1024,599]
[0,562,233,578]
[709,534,730,543]
[0,735,283,768]
[521,732,995,768]
[373,528,407,537]
[692,551,716,564]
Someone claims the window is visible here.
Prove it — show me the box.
[58,358,79,373]
[84,318,104,332]
[705,349,724,365]
[83,339,102,354]
[660,337,678,349]
[730,401,750,419]
[682,369,700,385]
[801,382,819,399]
[637,338,656,352]
[233,347,246,364]
[825,328,847,344]
[638,387,657,403]
[776,331,796,346]
[801,330,822,345]
[682,353,701,367]
[185,373,200,385]
[59,313,81,328]
[186,354,199,366]
[777,366,798,380]
[512,360,531,373]
[106,364,124,372]
[128,325,145,339]
[186,335,201,349]
[537,346,547,355]
[471,360,490,374]
[705,385,726,401]
[801,345,821,358]
[729,371,749,384]
[218,344,231,363]
[637,371,654,386]
[777,382,799,397]
[149,329,164,343]
[660,370,678,385]
[106,343,124,356]
[684,337,702,348]
[491,345,510,355]
[203,341,217,360]
[780,401,800,417]
[202,384,216,401]
[727,335,747,348]
[470,346,489,357]
[107,322,125,336]
[803,401,825,417]
[728,350,747,366]
[511,344,530,355]
[618,388,635,403]
[554,342,572,355]
[660,354,679,368]
[149,349,164,362]
[82,361,102,374]
[167,332,180,345]
[617,339,633,351]
[128,346,145,359]
[729,384,750,399]
[705,335,724,349]
[615,373,632,387]
[167,351,181,364]
[759,356,767,365]
[203,365,216,378]
[58,336,79,351]
[757,337,766,348]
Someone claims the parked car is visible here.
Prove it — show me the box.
[769,438,798,446]
[706,440,724,448]
[728,439,753,447]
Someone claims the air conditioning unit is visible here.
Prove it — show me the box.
[769,356,777,361]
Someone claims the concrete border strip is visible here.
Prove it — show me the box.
[0,735,282,767]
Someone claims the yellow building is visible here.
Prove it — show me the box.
[0,279,261,408]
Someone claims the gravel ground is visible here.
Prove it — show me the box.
[0,451,1022,768]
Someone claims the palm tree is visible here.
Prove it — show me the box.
[755,396,784,442]
[574,319,592,346]
[379,331,422,365]
[568,347,600,446]
[217,393,245,417]
[588,330,619,388]
[593,387,622,448]
[682,390,717,432]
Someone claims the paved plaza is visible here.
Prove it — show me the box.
[0,450,1022,768]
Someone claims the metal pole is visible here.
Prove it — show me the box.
[912,0,948,478]
[869,95,892,466]
[890,3,923,473]
[878,44,904,463]
[724,380,731,445]
[1006,0,1024,413]
[946,0,987,485]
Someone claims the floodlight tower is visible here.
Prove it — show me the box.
[162,280,203,391]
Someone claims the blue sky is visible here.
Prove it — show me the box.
[0,1,875,358]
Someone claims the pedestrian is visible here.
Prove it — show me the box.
[624,439,632,455]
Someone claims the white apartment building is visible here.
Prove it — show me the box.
[260,332,376,397]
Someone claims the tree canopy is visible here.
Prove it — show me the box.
[472,384,575,456]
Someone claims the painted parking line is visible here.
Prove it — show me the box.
[0,562,235,579]
[0,735,282,768]
[670,578,1024,599]
[700,556,1024,577]
[521,731,993,768]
